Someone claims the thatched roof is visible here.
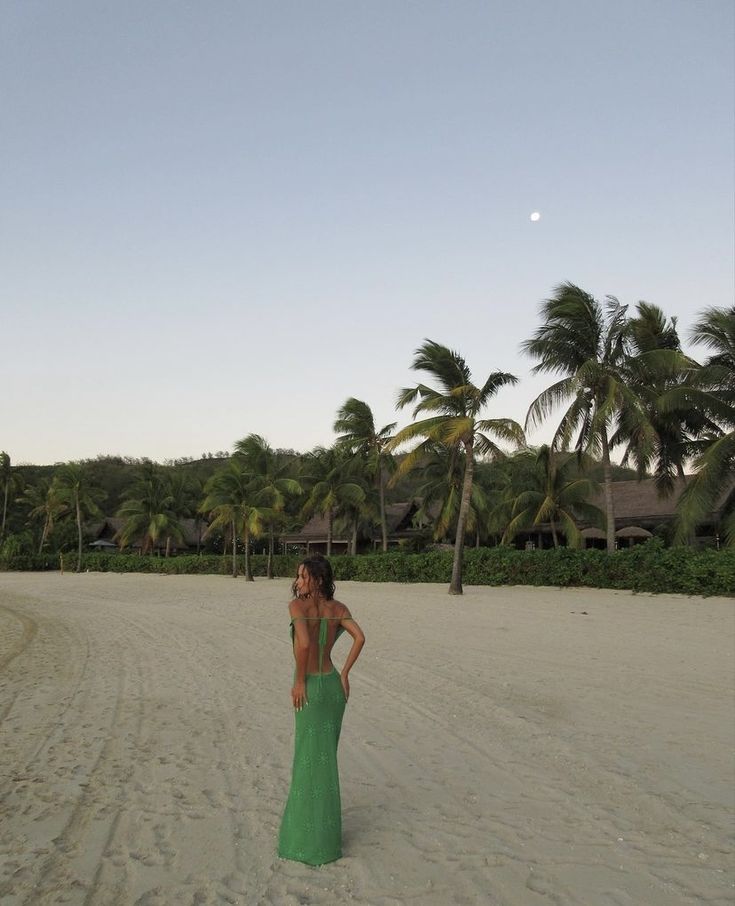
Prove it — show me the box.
[615,525,653,539]
[384,501,417,533]
[281,500,424,544]
[280,514,349,544]
[90,517,205,549]
[586,476,735,527]
[580,527,606,539]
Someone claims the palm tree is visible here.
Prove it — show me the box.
[19,478,66,553]
[334,477,376,555]
[522,283,646,553]
[200,461,269,579]
[613,302,710,496]
[670,306,735,545]
[55,463,106,571]
[395,440,489,546]
[165,471,201,555]
[300,447,366,556]
[117,464,185,557]
[502,446,604,548]
[334,399,396,552]
[391,340,524,594]
[0,452,22,542]
[233,434,302,577]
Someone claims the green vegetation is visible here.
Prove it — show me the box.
[300,446,366,557]
[334,399,396,553]
[54,463,106,572]
[391,339,524,594]
[3,542,731,597]
[500,445,604,548]
[669,306,735,546]
[2,295,733,596]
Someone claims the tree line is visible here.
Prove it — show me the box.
[2,284,733,593]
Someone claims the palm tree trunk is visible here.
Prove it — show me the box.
[165,536,171,558]
[327,509,333,557]
[601,430,616,553]
[379,470,388,552]
[1,483,8,541]
[450,438,475,595]
[351,518,357,556]
[75,493,83,573]
[267,528,274,579]
[550,518,559,548]
[231,517,237,578]
[39,515,51,554]
[244,525,253,581]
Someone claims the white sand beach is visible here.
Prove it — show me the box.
[0,572,733,906]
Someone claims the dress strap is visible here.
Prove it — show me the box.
[318,617,327,674]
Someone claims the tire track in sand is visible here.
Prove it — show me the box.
[0,605,38,672]
[0,604,39,724]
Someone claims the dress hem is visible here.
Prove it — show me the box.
[277,850,342,866]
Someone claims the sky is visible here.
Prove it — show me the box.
[2,0,733,466]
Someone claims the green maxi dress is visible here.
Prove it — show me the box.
[278,617,348,865]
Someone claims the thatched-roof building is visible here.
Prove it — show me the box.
[279,515,351,555]
[280,499,429,554]
[89,517,206,553]
[572,475,734,548]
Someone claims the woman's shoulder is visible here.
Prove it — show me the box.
[332,599,352,619]
[288,598,306,619]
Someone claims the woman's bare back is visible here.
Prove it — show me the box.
[289,598,352,674]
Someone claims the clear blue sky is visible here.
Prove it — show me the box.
[2,1,733,465]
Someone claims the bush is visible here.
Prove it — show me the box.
[1,552,60,571]
[2,541,732,596]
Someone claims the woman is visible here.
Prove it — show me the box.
[278,554,365,865]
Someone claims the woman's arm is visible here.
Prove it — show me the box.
[288,600,310,710]
[339,608,365,701]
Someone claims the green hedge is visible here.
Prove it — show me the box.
[1,552,61,571]
[3,541,733,596]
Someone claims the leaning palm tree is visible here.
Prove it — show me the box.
[200,461,270,579]
[522,283,647,552]
[502,445,604,548]
[391,340,524,595]
[669,305,735,545]
[55,463,106,570]
[233,434,302,577]
[334,399,396,552]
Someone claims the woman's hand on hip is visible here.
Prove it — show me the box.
[291,680,307,711]
[340,672,350,702]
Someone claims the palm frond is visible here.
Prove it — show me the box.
[524,377,579,430]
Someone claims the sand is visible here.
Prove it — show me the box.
[0,572,733,906]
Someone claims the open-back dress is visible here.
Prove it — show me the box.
[278,614,351,865]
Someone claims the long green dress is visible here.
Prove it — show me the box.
[278,617,349,865]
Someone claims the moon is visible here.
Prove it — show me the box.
[530,211,541,222]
